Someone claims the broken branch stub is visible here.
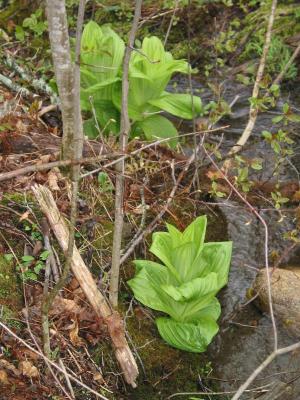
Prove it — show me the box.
[32,184,138,388]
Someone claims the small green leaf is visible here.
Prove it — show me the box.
[138,115,178,147]
[21,255,35,263]
[283,103,289,114]
[272,115,283,124]
[4,254,13,262]
[40,250,50,261]
[271,141,281,154]
[287,114,300,123]
[262,130,272,140]
[15,26,25,41]
[251,159,263,170]
[24,271,38,281]
[238,167,248,182]
[34,262,45,274]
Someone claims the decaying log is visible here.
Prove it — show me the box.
[32,184,139,388]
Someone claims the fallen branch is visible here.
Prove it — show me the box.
[0,127,228,184]
[0,73,32,98]
[32,184,138,387]
[4,52,59,103]
[0,154,113,183]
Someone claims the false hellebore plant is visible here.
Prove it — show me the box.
[128,216,232,352]
[80,21,203,145]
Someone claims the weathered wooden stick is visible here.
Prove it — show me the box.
[32,184,138,388]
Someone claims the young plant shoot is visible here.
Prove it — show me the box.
[80,21,203,145]
[128,216,232,352]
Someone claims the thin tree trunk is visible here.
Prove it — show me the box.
[45,0,75,160]
[41,0,86,357]
[109,0,143,308]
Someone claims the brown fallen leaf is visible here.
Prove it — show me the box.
[0,369,9,385]
[0,359,20,376]
[19,210,30,222]
[206,169,223,180]
[69,319,85,347]
[50,297,83,317]
[293,190,300,202]
[48,170,60,191]
[68,277,80,291]
[16,119,28,133]
[93,372,105,384]
[19,361,39,378]
[38,154,51,164]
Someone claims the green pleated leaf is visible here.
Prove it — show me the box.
[150,232,181,282]
[166,223,182,248]
[137,115,178,147]
[156,316,219,352]
[192,241,233,288]
[129,215,232,351]
[182,215,207,250]
[149,92,203,119]
[80,20,125,115]
[191,297,221,321]
[129,36,191,108]
[83,118,99,139]
[170,242,198,281]
[161,272,218,302]
[93,100,120,135]
[127,260,175,314]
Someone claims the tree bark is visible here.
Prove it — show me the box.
[45,0,75,160]
[109,0,143,308]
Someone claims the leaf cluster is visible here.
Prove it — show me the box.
[128,216,232,352]
[80,21,203,146]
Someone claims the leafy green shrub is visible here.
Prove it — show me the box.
[80,21,203,145]
[128,216,232,352]
[244,36,297,80]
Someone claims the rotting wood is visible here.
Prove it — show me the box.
[32,184,139,388]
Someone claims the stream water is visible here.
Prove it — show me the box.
[194,80,300,399]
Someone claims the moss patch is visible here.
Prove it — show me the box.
[0,254,23,329]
